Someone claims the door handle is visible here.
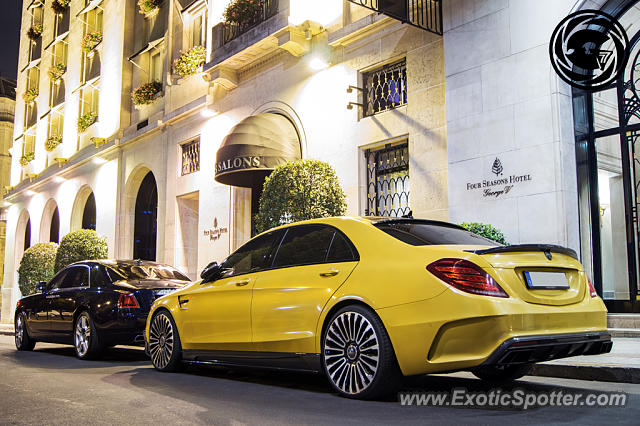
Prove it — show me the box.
[234,279,251,287]
[319,269,340,277]
[178,296,189,307]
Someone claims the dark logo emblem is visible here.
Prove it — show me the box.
[544,250,553,261]
[491,158,503,176]
[550,10,629,90]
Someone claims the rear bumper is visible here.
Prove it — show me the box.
[480,331,612,366]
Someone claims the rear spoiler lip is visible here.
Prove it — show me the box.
[465,244,579,260]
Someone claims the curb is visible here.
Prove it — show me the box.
[0,330,14,336]
[531,363,640,384]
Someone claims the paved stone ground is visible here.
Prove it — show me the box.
[0,335,639,425]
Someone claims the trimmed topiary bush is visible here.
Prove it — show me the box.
[459,222,508,245]
[54,229,108,272]
[18,242,58,296]
[254,160,347,234]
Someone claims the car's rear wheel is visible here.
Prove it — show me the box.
[472,363,533,382]
[74,312,103,360]
[322,305,401,399]
[148,310,182,372]
[15,312,35,351]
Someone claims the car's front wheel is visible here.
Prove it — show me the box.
[322,305,401,399]
[74,311,103,360]
[15,312,35,351]
[148,310,182,372]
[472,363,533,382]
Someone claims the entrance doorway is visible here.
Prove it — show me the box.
[574,2,640,311]
[133,172,158,261]
[176,192,199,280]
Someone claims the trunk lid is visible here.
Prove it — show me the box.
[467,245,586,306]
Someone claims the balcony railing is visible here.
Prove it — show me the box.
[222,0,279,45]
[347,0,442,35]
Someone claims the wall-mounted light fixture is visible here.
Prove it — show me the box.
[93,157,108,165]
[54,158,69,167]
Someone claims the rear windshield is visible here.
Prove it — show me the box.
[374,222,501,246]
[107,264,190,282]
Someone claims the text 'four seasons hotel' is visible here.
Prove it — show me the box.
[3,0,640,321]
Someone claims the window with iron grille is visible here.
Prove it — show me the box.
[363,59,407,117]
[364,142,410,217]
[181,138,200,176]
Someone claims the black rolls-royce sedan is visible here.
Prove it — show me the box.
[14,260,189,359]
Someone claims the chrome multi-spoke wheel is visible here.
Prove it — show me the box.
[15,312,35,351]
[15,315,24,347]
[148,312,181,371]
[74,312,101,359]
[74,314,91,357]
[323,311,380,396]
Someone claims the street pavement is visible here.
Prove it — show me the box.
[1,335,639,425]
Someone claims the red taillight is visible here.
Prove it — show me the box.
[426,258,509,298]
[587,278,598,298]
[16,299,21,309]
[118,293,140,309]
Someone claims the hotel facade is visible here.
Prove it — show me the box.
[3,0,640,322]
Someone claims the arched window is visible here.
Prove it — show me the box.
[133,172,158,261]
[24,217,31,251]
[50,206,59,243]
[82,192,96,230]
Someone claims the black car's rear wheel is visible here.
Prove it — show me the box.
[472,363,533,382]
[74,312,103,360]
[148,310,182,372]
[15,312,35,351]
[322,305,401,399]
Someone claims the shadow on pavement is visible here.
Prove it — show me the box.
[4,344,149,369]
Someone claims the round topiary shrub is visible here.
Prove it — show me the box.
[54,229,108,272]
[18,242,58,296]
[459,222,508,245]
[254,159,347,234]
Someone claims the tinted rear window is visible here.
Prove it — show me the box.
[374,222,500,246]
[107,264,190,281]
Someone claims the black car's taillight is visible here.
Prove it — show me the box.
[118,293,140,309]
[426,258,509,298]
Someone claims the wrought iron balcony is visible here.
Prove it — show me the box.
[347,0,442,35]
[221,0,279,45]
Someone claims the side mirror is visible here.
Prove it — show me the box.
[36,281,47,293]
[200,261,221,281]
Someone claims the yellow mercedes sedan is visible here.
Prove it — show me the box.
[145,217,611,399]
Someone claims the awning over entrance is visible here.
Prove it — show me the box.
[214,113,302,188]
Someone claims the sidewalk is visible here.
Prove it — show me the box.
[1,323,638,384]
[531,338,640,384]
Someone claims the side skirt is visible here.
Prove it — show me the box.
[182,350,322,373]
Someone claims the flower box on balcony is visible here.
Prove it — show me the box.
[20,152,35,167]
[45,136,63,152]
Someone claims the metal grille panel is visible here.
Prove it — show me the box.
[181,138,200,176]
[348,0,443,36]
[363,60,407,116]
[365,142,410,217]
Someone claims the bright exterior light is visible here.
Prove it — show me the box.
[93,157,108,165]
[25,190,36,196]
[308,56,330,71]
[53,176,66,183]
[201,108,220,118]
